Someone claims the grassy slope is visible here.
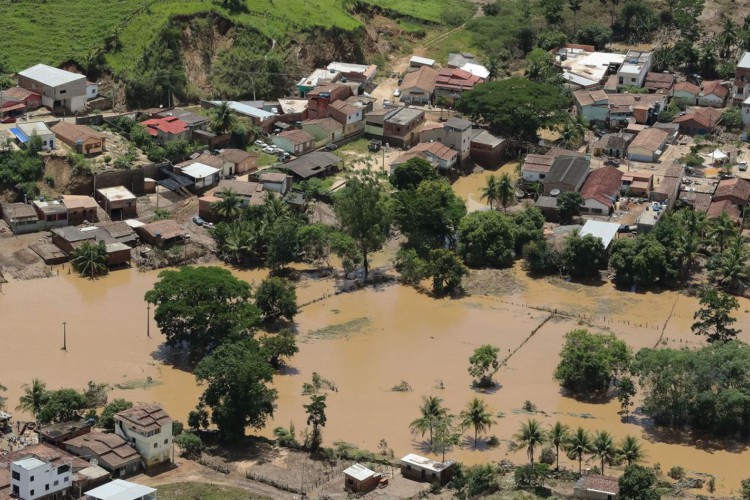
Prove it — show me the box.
[157,482,270,500]
[0,0,469,74]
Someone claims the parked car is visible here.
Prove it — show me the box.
[368,140,382,153]
[203,222,215,229]
[192,216,205,226]
[740,162,748,172]
[263,146,276,154]
[254,140,266,147]
[325,143,339,151]
[0,116,16,124]
[393,88,401,97]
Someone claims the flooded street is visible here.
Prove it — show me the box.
[2,260,750,495]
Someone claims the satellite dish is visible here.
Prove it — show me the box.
[550,189,561,197]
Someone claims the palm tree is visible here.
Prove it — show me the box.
[496,173,516,213]
[515,418,546,466]
[480,175,500,209]
[71,241,108,279]
[677,232,701,283]
[16,379,48,419]
[213,189,243,221]
[549,421,571,471]
[708,211,737,253]
[209,101,238,135]
[677,209,707,240]
[618,435,644,466]
[591,431,616,474]
[0,383,7,411]
[434,96,450,120]
[459,398,495,447]
[565,427,592,475]
[711,235,750,294]
[263,191,291,225]
[409,396,448,445]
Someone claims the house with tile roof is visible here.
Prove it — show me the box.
[114,404,173,468]
[400,67,439,105]
[580,166,623,214]
[644,72,675,93]
[272,129,315,155]
[673,107,722,135]
[672,81,700,107]
[302,117,345,146]
[390,141,459,173]
[328,99,364,136]
[713,177,750,207]
[697,80,729,108]
[51,122,106,155]
[434,68,484,102]
[574,474,619,499]
[573,89,610,124]
[627,127,669,162]
[64,432,140,476]
[141,116,190,144]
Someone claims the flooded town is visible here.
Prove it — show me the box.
[4,1,750,499]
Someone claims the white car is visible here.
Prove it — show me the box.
[263,146,275,154]
[254,140,266,147]
[393,88,401,97]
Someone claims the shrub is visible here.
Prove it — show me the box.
[554,329,632,395]
[668,465,685,480]
[175,432,202,459]
[540,446,556,465]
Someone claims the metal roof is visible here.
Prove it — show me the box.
[85,479,156,500]
[410,55,435,66]
[181,162,220,179]
[579,220,620,249]
[13,457,46,470]
[344,463,377,481]
[211,101,275,119]
[400,453,454,473]
[18,64,86,87]
[739,52,750,69]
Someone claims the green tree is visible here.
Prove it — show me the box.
[692,288,740,343]
[330,231,362,278]
[390,157,437,190]
[175,432,203,459]
[70,241,108,279]
[514,463,549,487]
[145,266,261,361]
[212,189,243,221]
[394,247,427,285]
[298,224,333,269]
[99,399,133,430]
[709,235,750,295]
[431,414,463,462]
[427,249,467,296]
[457,211,516,267]
[194,338,277,441]
[496,173,516,212]
[575,24,613,49]
[617,377,637,420]
[188,404,210,431]
[548,421,570,471]
[525,49,563,85]
[394,179,466,253]
[304,394,327,452]
[591,430,616,474]
[708,211,738,253]
[742,478,750,499]
[541,0,565,25]
[409,396,448,445]
[480,174,500,209]
[0,383,6,411]
[515,419,546,466]
[722,107,743,132]
[618,435,644,466]
[460,398,496,446]
[523,239,561,275]
[260,331,298,370]
[255,277,298,322]
[619,465,660,500]
[334,174,392,281]
[209,101,239,135]
[38,389,88,424]
[16,379,48,419]
[456,78,569,142]
[266,217,301,271]
[468,345,501,388]
[565,427,592,474]
[263,191,291,226]
[557,191,583,224]
[610,237,672,288]
[554,329,632,395]
[563,233,606,278]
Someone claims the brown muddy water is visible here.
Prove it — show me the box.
[2,261,750,495]
[452,161,520,212]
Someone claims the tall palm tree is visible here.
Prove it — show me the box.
[496,173,516,213]
[213,189,243,221]
[410,396,448,445]
[515,418,546,466]
[480,175,500,209]
[677,209,707,240]
[591,431,616,474]
[71,241,108,279]
[549,421,571,471]
[566,427,592,475]
[711,235,750,295]
[618,435,644,466]
[210,101,238,135]
[263,191,291,225]
[708,211,737,253]
[677,232,701,283]
[16,379,48,419]
[459,398,496,447]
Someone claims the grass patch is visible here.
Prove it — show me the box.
[307,317,372,339]
[423,27,481,63]
[158,482,270,500]
[114,377,162,390]
[255,151,280,167]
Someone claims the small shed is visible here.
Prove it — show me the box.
[136,219,187,247]
[400,453,455,485]
[573,474,619,499]
[343,463,380,493]
[180,162,221,190]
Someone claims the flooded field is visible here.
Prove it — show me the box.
[452,161,520,211]
[2,260,750,495]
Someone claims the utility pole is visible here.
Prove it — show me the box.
[146,303,151,337]
[62,322,67,351]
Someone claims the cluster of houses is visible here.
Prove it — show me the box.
[0,404,170,500]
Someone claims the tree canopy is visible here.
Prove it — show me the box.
[145,266,261,361]
[456,78,569,142]
[458,211,517,267]
[194,338,277,441]
[554,329,632,395]
[390,157,437,190]
[255,277,298,322]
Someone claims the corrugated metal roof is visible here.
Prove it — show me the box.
[18,64,85,87]
[182,162,220,179]
[344,463,377,481]
[211,101,275,119]
[579,220,620,248]
[84,479,156,500]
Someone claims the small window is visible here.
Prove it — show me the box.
[30,490,35,496]
[164,439,169,444]
[54,480,59,486]
[154,443,158,448]
[60,89,66,95]
[64,477,69,482]
[30,476,34,482]
[46,484,50,491]
[11,471,20,480]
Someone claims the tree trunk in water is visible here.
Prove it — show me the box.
[362,249,369,282]
[474,428,478,447]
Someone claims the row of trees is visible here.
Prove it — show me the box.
[13,379,110,425]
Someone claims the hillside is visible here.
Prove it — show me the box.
[0,0,473,74]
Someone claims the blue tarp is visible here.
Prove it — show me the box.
[10,127,28,143]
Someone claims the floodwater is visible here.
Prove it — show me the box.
[452,161,520,211]
[2,261,750,495]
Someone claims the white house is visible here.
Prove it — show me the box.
[86,81,99,100]
[10,456,72,500]
[85,479,157,500]
[17,64,87,113]
[616,51,652,89]
[742,96,750,125]
[114,404,173,468]
[14,122,56,150]
[178,162,221,190]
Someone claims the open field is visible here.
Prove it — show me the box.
[0,0,472,73]
[157,482,270,500]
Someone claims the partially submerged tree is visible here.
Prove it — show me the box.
[460,398,496,446]
[304,394,327,452]
[554,329,632,395]
[565,427,592,474]
[260,331,298,370]
[409,396,448,445]
[468,345,501,388]
[71,241,108,279]
[255,277,298,322]
[514,418,546,466]
[692,288,740,343]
